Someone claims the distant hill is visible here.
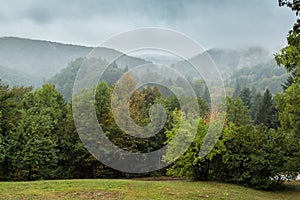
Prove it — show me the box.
[226,59,289,94]
[48,51,149,101]
[0,37,148,87]
[0,37,92,78]
[0,65,43,87]
[175,47,273,80]
[48,46,287,100]
[0,37,286,96]
[208,47,274,78]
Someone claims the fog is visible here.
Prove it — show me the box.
[0,0,296,50]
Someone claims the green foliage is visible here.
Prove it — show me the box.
[164,96,299,189]
[11,130,58,180]
[0,111,4,164]
[164,109,228,181]
[0,23,299,190]
[48,57,129,101]
[224,124,298,189]
[239,88,251,108]
[225,97,250,126]
[0,82,32,180]
[48,58,84,101]
[1,2,299,188]
[164,110,205,180]
[255,89,278,129]
[279,0,300,15]
[276,0,300,87]
[8,84,65,180]
[250,90,262,120]
[276,83,300,137]
[275,31,300,88]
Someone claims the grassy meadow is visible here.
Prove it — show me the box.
[0,179,299,200]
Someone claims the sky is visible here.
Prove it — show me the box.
[0,0,297,51]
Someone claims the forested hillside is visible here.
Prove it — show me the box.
[1,73,299,189]
[226,60,289,94]
[0,37,147,87]
[0,36,284,91]
[175,47,273,80]
[0,37,92,78]
[0,65,43,87]
[0,0,299,191]
[0,47,298,190]
[48,46,286,101]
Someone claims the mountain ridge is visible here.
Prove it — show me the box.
[0,37,148,87]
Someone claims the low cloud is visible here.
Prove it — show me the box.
[0,0,296,50]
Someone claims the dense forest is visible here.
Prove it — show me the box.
[0,65,299,190]
[0,0,299,191]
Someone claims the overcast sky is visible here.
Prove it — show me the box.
[0,0,297,51]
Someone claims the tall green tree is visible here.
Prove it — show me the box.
[255,89,278,129]
[250,90,262,120]
[0,83,32,180]
[9,84,65,180]
[224,123,298,189]
[226,97,250,127]
[239,87,251,108]
[276,83,300,138]
[95,81,111,129]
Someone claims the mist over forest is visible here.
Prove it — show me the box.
[0,1,299,197]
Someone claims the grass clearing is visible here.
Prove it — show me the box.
[0,179,299,200]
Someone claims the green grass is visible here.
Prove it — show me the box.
[0,179,299,200]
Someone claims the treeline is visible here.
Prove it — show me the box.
[0,0,299,190]
[164,87,299,189]
[0,72,299,189]
[166,0,300,189]
[0,80,172,181]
